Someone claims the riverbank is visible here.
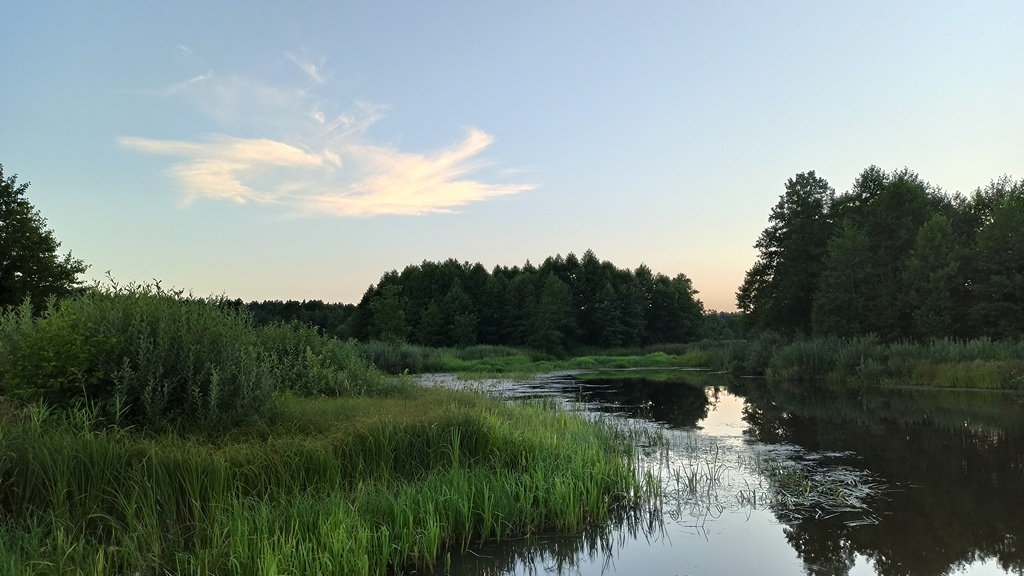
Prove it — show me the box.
[356,341,709,377]
[0,387,650,575]
[358,336,1024,391]
[693,335,1024,390]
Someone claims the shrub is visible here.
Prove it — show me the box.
[358,341,426,374]
[256,322,391,396]
[0,284,398,432]
[0,287,277,431]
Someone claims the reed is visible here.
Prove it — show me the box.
[695,334,1024,389]
[0,387,651,575]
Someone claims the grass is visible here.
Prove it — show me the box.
[683,335,1024,390]
[358,341,713,377]
[0,387,652,575]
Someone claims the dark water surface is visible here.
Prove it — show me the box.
[422,370,1024,576]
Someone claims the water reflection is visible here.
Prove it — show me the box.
[738,380,1024,576]
[436,371,1024,575]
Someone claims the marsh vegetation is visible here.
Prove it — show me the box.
[0,288,653,575]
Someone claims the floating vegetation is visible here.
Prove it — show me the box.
[429,372,890,534]
[636,429,888,530]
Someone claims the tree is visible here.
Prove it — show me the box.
[0,165,87,309]
[833,167,949,340]
[903,214,962,340]
[367,284,409,342]
[968,178,1024,339]
[528,275,576,354]
[440,281,478,347]
[811,221,874,337]
[737,171,834,334]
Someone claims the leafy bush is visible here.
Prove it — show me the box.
[358,340,427,374]
[256,322,391,396]
[0,284,398,432]
[0,287,276,431]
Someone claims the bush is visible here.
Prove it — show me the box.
[358,341,427,374]
[0,287,277,432]
[0,284,398,432]
[256,322,391,396]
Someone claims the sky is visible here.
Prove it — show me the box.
[2,1,1023,312]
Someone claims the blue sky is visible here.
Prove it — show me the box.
[3,1,1022,311]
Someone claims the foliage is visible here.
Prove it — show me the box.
[737,171,834,335]
[351,251,707,351]
[0,164,87,310]
[811,221,873,337]
[702,335,1024,389]
[255,321,392,397]
[740,166,1023,342]
[0,283,395,432]
[244,298,355,339]
[968,177,1024,339]
[0,388,650,575]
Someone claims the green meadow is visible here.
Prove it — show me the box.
[0,287,652,575]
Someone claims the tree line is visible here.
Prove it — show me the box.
[3,162,733,352]
[244,299,355,339]
[346,251,718,353]
[738,166,1024,341]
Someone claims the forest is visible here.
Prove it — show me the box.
[242,253,741,354]
[738,166,1024,342]
[342,251,724,354]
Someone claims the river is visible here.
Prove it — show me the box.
[421,369,1024,576]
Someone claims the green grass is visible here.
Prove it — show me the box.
[359,341,714,378]
[691,335,1024,389]
[0,387,652,575]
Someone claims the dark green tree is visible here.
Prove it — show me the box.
[737,171,834,334]
[968,178,1024,339]
[416,301,447,347]
[903,214,962,340]
[528,275,576,354]
[0,165,87,309]
[592,281,624,347]
[476,272,511,344]
[613,270,647,347]
[833,167,949,340]
[812,221,875,337]
[440,281,478,347]
[506,273,537,345]
[367,284,409,342]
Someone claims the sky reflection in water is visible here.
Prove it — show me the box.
[436,371,1024,576]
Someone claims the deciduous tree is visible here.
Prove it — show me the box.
[0,165,87,309]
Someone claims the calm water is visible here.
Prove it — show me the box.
[422,370,1024,576]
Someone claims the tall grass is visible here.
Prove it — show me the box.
[0,283,400,432]
[358,341,713,376]
[762,336,1024,389]
[0,388,651,575]
[685,335,1024,389]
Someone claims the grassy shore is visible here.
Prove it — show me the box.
[357,341,711,376]
[0,287,655,575]
[357,336,1024,391]
[0,387,651,575]
[692,335,1024,390]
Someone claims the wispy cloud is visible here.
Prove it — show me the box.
[286,51,325,84]
[122,57,531,217]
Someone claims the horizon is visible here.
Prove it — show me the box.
[3,2,1023,312]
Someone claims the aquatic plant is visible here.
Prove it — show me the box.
[0,388,651,575]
